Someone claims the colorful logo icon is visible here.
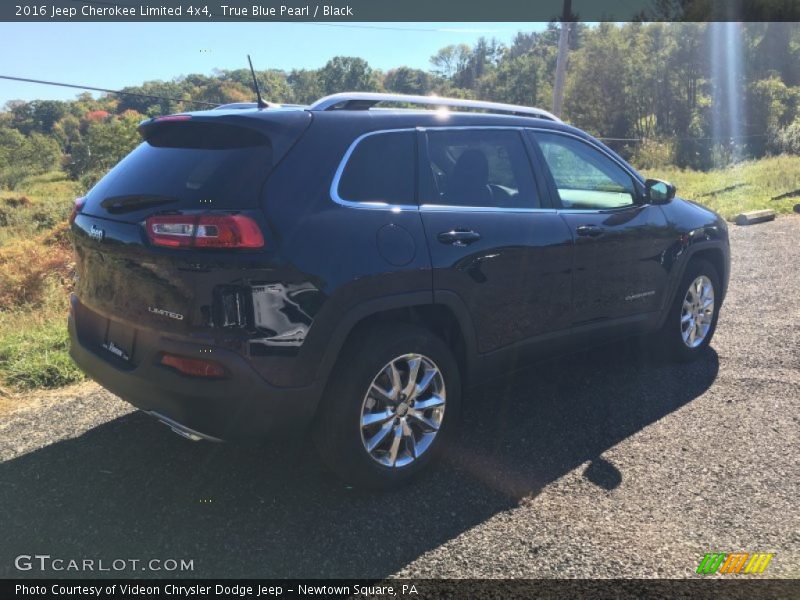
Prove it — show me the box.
[696,552,774,574]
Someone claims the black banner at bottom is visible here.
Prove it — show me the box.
[3,579,799,600]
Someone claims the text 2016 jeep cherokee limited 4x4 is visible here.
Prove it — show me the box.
[68,92,730,488]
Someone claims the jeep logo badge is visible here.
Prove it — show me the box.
[89,225,105,242]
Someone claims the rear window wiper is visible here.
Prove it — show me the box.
[100,195,179,214]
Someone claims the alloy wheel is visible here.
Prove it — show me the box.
[359,353,446,468]
[680,275,715,348]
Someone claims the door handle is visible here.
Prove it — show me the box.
[576,224,604,237]
[437,229,481,247]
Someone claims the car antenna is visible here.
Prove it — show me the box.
[247,55,269,109]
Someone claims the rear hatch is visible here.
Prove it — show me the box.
[71,109,311,356]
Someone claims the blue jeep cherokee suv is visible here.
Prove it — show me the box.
[68,92,730,488]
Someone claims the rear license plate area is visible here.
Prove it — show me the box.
[76,305,108,348]
[102,319,137,366]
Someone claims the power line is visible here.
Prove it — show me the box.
[0,75,219,107]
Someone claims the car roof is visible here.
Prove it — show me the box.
[309,108,585,134]
[194,104,591,139]
[168,100,636,175]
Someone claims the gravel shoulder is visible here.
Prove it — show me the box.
[1,216,798,579]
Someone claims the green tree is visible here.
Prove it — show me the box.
[563,23,634,139]
[7,100,69,134]
[453,38,502,90]
[748,22,800,87]
[747,76,797,156]
[193,80,252,105]
[116,80,186,116]
[430,44,471,79]
[319,57,379,95]
[288,69,324,104]
[480,54,543,106]
[0,128,61,188]
[384,67,433,95]
[51,114,82,153]
[67,113,141,182]
[215,69,294,103]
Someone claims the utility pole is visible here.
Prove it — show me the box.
[552,0,572,118]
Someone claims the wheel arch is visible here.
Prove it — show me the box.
[315,292,478,401]
[689,246,727,298]
[657,241,729,330]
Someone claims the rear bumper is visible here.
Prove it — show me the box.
[68,297,322,441]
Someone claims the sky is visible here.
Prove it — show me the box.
[0,22,548,105]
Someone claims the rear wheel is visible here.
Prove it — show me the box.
[313,323,460,489]
[659,258,721,362]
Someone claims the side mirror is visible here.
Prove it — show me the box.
[644,178,676,204]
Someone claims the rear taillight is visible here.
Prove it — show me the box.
[145,214,264,249]
[69,197,85,224]
[160,353,226,378]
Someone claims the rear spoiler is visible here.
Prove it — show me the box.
[137,110,313,158]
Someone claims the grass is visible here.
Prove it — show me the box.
[0,302,83,390]
[642,155,800,220]
[0,171,85,391]
[0,171,81,246]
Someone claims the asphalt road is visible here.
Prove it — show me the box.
[1,216,798,579]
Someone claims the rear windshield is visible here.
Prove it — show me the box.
[85,122,273,210]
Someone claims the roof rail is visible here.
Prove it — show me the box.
[308,92,561,122]
[214,102,259,110]
[214,102,305,111]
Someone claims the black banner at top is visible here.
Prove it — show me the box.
[3,0,800,22]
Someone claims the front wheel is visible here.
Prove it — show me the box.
[312,323,461,489]
[659,258,721,362]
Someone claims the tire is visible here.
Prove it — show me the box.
[312,322,461,490]
[659,258,721,362]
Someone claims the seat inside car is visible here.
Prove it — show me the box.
[443,149,493,207]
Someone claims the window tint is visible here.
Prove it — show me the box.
[86,139,273,209]
[425,129,539,209]
[338,131,415,204]
[533,132,636,210]
[146,121,268,149]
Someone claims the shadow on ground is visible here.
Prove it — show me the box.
[0,340,718,578]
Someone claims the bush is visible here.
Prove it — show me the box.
[709,141,749,168]
[79,171,103,190]
[775,118,800,155]
[43,220,72,247]
[630,139,675,169]
[0,186,73,245]
[0,234,73,309]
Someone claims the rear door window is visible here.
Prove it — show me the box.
[336,131,416,205]
[424,129,540,209]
